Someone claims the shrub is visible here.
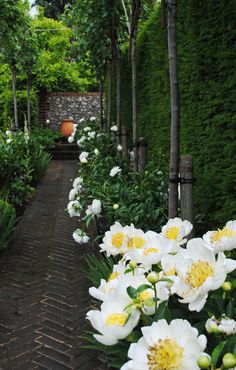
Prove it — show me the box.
[0,199,17,249]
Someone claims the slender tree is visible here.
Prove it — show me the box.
[166,0,180,218]
[19,30,39,129]
[0,0,29,130]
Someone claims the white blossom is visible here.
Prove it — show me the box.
[110,125,118,131]
[73,228,89,244]
[110,166,122,177]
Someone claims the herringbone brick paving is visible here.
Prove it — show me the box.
[0,160,108,370]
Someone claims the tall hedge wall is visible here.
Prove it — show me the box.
[112,1,236,233]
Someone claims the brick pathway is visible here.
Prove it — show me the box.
[0,160,107,370]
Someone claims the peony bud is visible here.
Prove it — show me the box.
[221,281,232,292]
[147,272,159,284]
[129,261,137,269]
[197,354,211,369]
[222,353,236,368]
[113,204,119,210]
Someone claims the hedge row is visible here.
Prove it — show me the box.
[110,1,236,233]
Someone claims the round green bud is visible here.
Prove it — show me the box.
[222,353,236,368]
[147,272,159,284]
[113,203,119,210]
[197,354,211,369]
[221,281,232,292]
[129,261,137,269]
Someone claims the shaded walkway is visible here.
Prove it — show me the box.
[0,161,106,370]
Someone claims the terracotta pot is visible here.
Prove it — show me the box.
[60,118,74,137]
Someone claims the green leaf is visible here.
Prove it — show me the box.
[211,341,226,367]
[127,286,137,299]
[136,284,152,294]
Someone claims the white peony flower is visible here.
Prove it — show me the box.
[80,158,88,163]
[121,319,207,370]
[203,220,236,253]
[90,116,96,121]
[73,228,89,244]
[87,131,96,139]
[67,200,82,217]
[68,188,80,201]
[68,136,74,143]
[79,118,85,123]
[6,130,12,136]
[110,166,122,177]
[86,199,102,217]
[123,224,147,254]
[100,222,127,256]
[73,176,83,188]
[171,238,236,311]
[6,138,12,144]
[94,148,99,156]
[113,204,119,210]
[206,315,236,335]
[125,230,179,267]
[86,296,140,346]
[110,125,118,131]
[83,126,92,132]
[161,217,193,245]
[77,136,86,147]
[79,151,89,161]
[117,144,123,151]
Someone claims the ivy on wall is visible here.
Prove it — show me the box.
[110,1,236,233]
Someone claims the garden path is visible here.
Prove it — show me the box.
[0,160,107,370]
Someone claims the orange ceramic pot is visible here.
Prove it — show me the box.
[60,118,74,137]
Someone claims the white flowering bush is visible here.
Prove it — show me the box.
[85,218,236,369]
[67,118,167,245]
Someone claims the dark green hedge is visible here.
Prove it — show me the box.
[0,90,39,129]
[111,1,236,233]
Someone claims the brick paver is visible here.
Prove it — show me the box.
[0,160,108,370]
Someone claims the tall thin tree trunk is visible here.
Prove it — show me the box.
[107,61,112,129]
[167,0,180,219]
[131,31,138,170]
[11,66,18,131]
[99,79,104,129]
[115,41,121,143]
[27,75,31,130]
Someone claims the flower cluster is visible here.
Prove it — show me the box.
[86,217,236,369]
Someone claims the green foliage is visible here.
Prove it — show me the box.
[32,16,96,92]
[34,0,75,19]
[0,90,39,129]
[0,199,17,249]
[110,1,236,234]
[0,129,52,207]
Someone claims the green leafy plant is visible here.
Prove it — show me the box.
[0,198,17,249]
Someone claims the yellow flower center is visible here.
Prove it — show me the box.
[210,227,236,243]
[165,227,180,240]
[186,261,213,288]
[143,247,158,256]
[127,236,146,250]
[165,268,176,276]
[108,271,120,281]
[148,338,184,370]
[111,232,125,248]
[105,313,128,326]
[139,290,153,302]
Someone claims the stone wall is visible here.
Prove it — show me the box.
[39,92,100,130]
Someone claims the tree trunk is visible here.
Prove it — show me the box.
[11,66,18,131]
[115,41,121,143]
[130,0,141,171]
[27,75,31,130]
[99,79,104,129]
[107,61,112,129]
[131,32,138,170]
[167,0,180,219]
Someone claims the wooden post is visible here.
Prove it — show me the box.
[137,137,147,174]
[121,126,128,159]
[179,155,195,236]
